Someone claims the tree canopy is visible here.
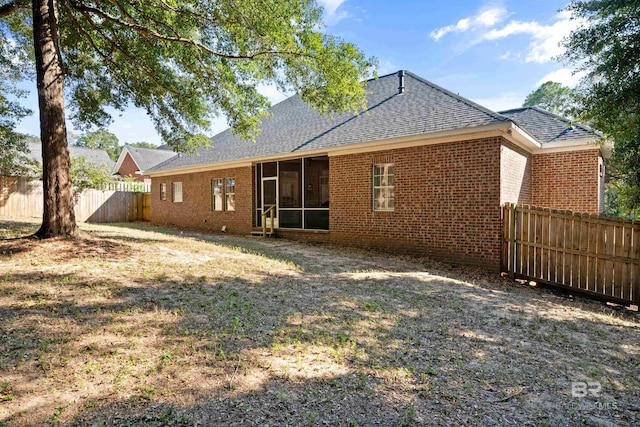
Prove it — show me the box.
[563,0,640,210]
[0,12,34,177]
[1,0,375,153]
[128,141,157,149]
[0,0,375,237]
[74,129,120,161]
[523,81,576,118]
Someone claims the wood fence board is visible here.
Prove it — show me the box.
[549,214,558,283]
[596,223,605,295]
[613,225,623,299]
[541,210,549,281]
[529,209,537,278]
[604,224,615,297]
[579,216,589,291]
[535,210,543,279]
[563,216,573,287]
[621,226,632,301]
[570,217,579,288]
[587,221,598,292]
[519,206,528,276]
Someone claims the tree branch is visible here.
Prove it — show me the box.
[0,0,29,18]
[78,11,182,96]
[67,0,311,60]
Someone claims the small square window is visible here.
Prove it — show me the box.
[172,182,183,203]
[225,178,235,211]
[373,163,394,212]
[212,179,223,211]
[160,183,167,201]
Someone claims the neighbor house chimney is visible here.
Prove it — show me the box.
[398,70,405,94]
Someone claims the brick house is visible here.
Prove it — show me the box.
[113,145,176,183]
[147,71,607,270]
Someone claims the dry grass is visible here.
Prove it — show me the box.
[0,219,638,426]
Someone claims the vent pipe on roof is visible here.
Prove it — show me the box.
[398,70,405,94]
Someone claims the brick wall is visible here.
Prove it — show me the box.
[117,153,145,182]
[500,142,532,205]
[532,149,602,214]
[151,166,254,235]
[328,138,503,270]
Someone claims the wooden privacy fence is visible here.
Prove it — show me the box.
[1,177,150,223]
[502,203,640,306]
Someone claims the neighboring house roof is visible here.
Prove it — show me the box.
[113,145,177,175]
[26,142,115,169]
[150,70,511,172]
[498,107,602,144]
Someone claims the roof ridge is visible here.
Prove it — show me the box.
[497,107,527,114]
[404,70,510,123]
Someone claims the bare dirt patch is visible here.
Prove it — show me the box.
[0,221,638,426]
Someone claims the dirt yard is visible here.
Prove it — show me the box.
[0,220,638,426]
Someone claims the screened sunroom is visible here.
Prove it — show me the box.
[254,156,329,230]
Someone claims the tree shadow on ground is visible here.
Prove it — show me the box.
[106,222,321,272]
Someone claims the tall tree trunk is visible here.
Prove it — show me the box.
[32,0,77,238]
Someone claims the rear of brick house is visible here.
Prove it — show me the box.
[148,71,606,271]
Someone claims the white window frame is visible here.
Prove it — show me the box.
[212,179,223,211]
[172,181,183,203]
[225,178,235,211]
[372,163,394,212]
[160,183,167,201]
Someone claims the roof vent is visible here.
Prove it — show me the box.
[398,70,405,94]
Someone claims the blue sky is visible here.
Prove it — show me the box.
[15,0,581,146]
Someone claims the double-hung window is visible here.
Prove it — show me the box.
[373,163,394,212]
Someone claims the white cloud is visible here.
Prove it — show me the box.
[483,11,581,63]
[476,8,507,27]
[536,68,585,88]
[430,6,507,40]
[317,0,349,25]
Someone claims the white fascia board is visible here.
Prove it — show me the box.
[147,160,254,177]
[537,137,612,158]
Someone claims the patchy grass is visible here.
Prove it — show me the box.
[0,219,638,426]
